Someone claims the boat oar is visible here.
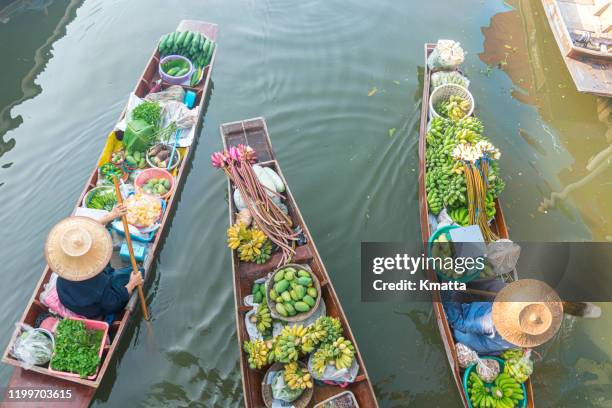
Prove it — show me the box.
[462,288,601,318]
[113,177,150,321]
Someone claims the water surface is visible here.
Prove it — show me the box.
[0,0,610,406]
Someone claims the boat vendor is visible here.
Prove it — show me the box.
[44,209,143,319]
[444,279,563,354]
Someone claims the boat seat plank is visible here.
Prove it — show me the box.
[237,244,313,280]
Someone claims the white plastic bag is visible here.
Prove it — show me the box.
[436,208,455,229]
[11,324,54,369]
[428,40,465,71]
[270,370,303,404]
[486,239,520,276]
[456,342,479,369]
[307,354,359,384]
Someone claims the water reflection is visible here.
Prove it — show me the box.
[0,0,83,163]
[480,0,612,240]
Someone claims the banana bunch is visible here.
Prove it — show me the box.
[486,193,497,220]
[448,207,469,226]
[272,325,308,363]
[500,349,523,361]
[301,316,343,353]
[447,95,472,121]
[250,303,272,336]
[455,128,480,144]
[468,372,524,408]
[283,362,313,390]
[311,336,356,374]
[426,117,451,146]
[243,339,273,370]
[226,222,273,264]
[457,116,484,134]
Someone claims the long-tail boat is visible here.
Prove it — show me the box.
[418,43,535,408]
[540,0,612,96]
[1,20,218,408]
[220,117,379,407]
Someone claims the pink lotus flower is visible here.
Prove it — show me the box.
[211,151,227,168]
[228,146,241,162]
[238,144,257,163]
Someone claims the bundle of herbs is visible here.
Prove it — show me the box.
[50,319,104,378]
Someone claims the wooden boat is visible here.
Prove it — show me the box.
[220,117,379,408]
[0,20,218,408]
[540,0,612,96]
[418,44,535,408]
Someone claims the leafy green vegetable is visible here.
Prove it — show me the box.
[86,187,117,211]
[50,319,103,378]
[132,101,161,128]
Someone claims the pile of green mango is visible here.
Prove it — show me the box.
[269,267,318,318]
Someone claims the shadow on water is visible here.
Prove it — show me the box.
[0,0,84,163]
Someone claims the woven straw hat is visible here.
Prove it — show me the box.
[44,217,112,281]
[492,279,563,348]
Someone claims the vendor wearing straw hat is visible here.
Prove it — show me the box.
[444,279,563,354]
[45,207,143,318]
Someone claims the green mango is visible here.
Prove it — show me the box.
[297,277,312,286]
[290,289,300,301]
[307,287,317,298]
[284,270,295,281]
[275,303,288,317]
[269,289,278,300]
[302,295,315,307]
[297,270,310,278]
[253,292,263,304]
[284,303,296,316]
[294,302,310,313]
[294,285,306,299]
[274,280,290,293]
[281,291,292,302]
[274,270,285,282]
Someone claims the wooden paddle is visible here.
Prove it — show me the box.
[462,288,601,318]
[113,177,150,320]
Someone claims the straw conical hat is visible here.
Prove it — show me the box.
[44,217,112,281]
[492,279,563,348]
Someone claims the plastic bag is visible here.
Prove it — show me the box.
[271,370,304,403]
[427,40,465,71]
[456,343,479,369]
[145,85,185,104]
[307,353,359,384]
[501,348,533,383]
[486,239,520,276]
[476,358,500,383]
[431,71,470,89]
[436,208,455,229]
[11,324,54,369]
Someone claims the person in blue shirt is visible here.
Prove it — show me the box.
[44,209,143,319]
[444,279,563,355]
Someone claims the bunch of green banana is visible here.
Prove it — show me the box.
[500,349,523,361]
[457,116,485,134]
[301,316,343,353]
[455,128,481,144]
[250,303,272,336]
[494,373,524,406]
[449,207,469,226]
[283,362,313,390]
[243,339,273,370]
[310,336,355,375]
[251,282,267,304]
[486,193,497,220]
[468,371,524,408]
[158,30,216,69]
[272,325,308,363]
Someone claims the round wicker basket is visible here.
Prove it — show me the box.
[262,362,313,408]
[266,264,321,323]
[429,83,474,119]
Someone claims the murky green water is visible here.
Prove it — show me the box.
[1,0,611,406]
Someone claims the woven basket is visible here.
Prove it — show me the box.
[266,264,321,323]
[429,84,474,120]
[262,362,313,408]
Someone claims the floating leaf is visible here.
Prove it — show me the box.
[368,86,378,97]
[388,128,396,137]
[393,80,400,85]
